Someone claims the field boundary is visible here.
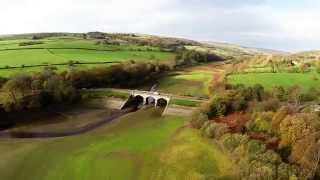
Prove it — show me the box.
[0,47,117,52]
[0,61,121,70]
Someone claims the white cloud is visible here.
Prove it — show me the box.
[0,0,320,51]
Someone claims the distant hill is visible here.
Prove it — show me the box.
[0,32,83,40]
[0,32,298,60]
[293,50,320,57]
[290,50,320,62]
[252,47,289,55]
[202,41,288,55]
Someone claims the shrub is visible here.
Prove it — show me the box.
[19,41,44,46]
[190,110,208,129]
[149,55,156,60]
[301,87,320,102]
[248,98,280,113]
[285,86,304,106]
[260,98,280,112]
[0,77,7,87]
[231,95,248,112]
[207,95,228,118]
[316,62,320,73]
[287,66,300,73]
[208,73,226,95]
[201,121,230,139]
[299,63,310,73]
[272,86,287,101]
[220,133,249,152]
[272,106,293,132]
[252,84,265,101]
[248,112,275,135]
[247,140,267,155]
[229,83,266,102]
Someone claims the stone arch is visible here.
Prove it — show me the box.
[146,96,156,106]
[133,95,144,106]
[121,95,144,110]
[156,98,168,108]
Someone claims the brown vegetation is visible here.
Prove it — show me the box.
[190,67,320,179]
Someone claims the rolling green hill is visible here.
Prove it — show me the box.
[0,35,175,77]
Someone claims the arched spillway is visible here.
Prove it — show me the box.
[121,90,170,115]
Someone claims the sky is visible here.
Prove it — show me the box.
[1,0,320,52]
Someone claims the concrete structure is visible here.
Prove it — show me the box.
[105,97,195,117]
[121,90,171,115]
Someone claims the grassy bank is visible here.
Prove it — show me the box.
[158,72,212,98]
[170,98,200,107]
[0,108,232,179]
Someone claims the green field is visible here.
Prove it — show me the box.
[228,72,320,90]
[0,38,174,77]
[158,72,212,98]
[170,98,200,107]
[0,49,173,66]
[0,108,232,180]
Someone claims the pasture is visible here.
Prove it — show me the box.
[156,62,226,98]
[0,108,232,180]
[158,71,212,98]
[228,72,320,90]
[0,38,174,77]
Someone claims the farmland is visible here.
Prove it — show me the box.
[228,72,320,90]
[0,37,174,77]
[2,31,320,180]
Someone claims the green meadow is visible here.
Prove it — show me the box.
[0,109,232,180]
[158,71,213,98]
[0,38,174,77]
[228,72,320,90]
[0,49,172,66]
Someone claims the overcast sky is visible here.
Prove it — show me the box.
[1,0,320,52]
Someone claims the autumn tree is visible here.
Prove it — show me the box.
[279,113,319,146]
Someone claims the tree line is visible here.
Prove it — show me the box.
[0,67,79,113]
[0,62,171,113]
[174,50,224,66]
[0,49,224,127]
